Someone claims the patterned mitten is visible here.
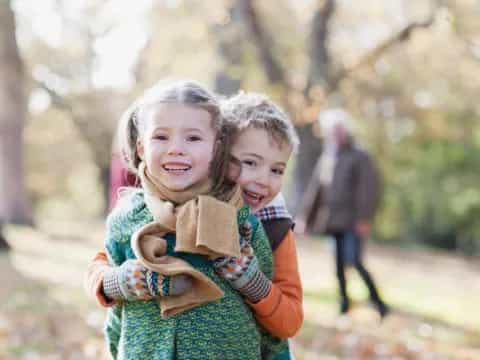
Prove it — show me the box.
[213,221,272,303]
[103,259,193,301]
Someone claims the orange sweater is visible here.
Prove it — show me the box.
[84,230,303,338]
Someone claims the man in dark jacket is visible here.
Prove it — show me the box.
[296,109,389,317]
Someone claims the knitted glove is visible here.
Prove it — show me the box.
[103,259,193,301]
[213,221,272,303]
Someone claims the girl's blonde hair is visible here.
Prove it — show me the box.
[117,80,233,199]
[221,91,299,152]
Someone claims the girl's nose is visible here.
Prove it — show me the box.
[167,138,186,155]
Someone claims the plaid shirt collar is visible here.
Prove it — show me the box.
[255,205,292,221]
[255,193,292,221]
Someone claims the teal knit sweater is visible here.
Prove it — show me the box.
[104,191,290,360]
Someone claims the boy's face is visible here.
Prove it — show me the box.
[231,127,292,212]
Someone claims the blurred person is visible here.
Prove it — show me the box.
[296,108,389,318]
[85,81,298,359]
[108,135,139,211]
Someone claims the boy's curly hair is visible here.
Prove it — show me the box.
[221,91,299,152]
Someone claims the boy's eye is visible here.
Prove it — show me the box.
[242,159,256,167]
[271,168,284,175]
[187,135,202,142]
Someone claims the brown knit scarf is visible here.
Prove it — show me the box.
[131,162,244,318]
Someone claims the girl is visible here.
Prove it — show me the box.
[97,80,278,359]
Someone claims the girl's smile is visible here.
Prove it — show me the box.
[162,162,192,172]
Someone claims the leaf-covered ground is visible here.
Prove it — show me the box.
[1,222,479,359]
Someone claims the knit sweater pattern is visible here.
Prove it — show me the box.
[104,191,288,360]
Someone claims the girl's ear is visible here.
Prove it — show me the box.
[136,140,144,160]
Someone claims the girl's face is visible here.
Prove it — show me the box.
[137,103,216,191]
[231,127,292,212]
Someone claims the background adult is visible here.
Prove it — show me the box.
[296,109,389,317]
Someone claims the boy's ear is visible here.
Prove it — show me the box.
[136,140,144,160]
[227,156,241,182]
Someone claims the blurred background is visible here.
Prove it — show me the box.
[1,0,480,358]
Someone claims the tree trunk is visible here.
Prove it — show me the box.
[288,124,323,214]
[287,1,335,214]
[305,0,335,93]
[213,0,244,96]
[0,1,33,226]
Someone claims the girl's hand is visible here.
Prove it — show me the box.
[213,221,272,303]
[103,260,193,301]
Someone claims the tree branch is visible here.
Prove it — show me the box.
[329,15,436,92]
[35,80,74,113]
[239,0,287,86]
[34,79,106,162]
[305,0,336,94]
[211,0,245,95]
[132,37,152,84]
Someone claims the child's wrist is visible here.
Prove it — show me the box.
[239,271,272,303]
[103,267,124,300]
[229,256,260,289]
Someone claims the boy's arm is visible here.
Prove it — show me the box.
[101,222,125,360]
[84,250,117,307]
[86,214,127,307]
[246,230,303,338]
[85,249,194,306]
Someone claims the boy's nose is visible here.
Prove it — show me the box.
[254,169,270,188]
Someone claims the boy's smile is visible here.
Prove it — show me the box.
[243,189,266,204]
[231,127,292,212]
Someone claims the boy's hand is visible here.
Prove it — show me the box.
[103,260,193,301]
[213,221,272,303]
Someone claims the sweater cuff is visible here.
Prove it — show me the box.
[102,268,125,302]
[94,274,118,307]
[246,283,282,318]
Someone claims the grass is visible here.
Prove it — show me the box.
[2,223,480,359]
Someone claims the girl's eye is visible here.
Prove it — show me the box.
[272,168,284,175]
[187,135,202,142]
[154,134,168,141]
[242,159,256,167]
